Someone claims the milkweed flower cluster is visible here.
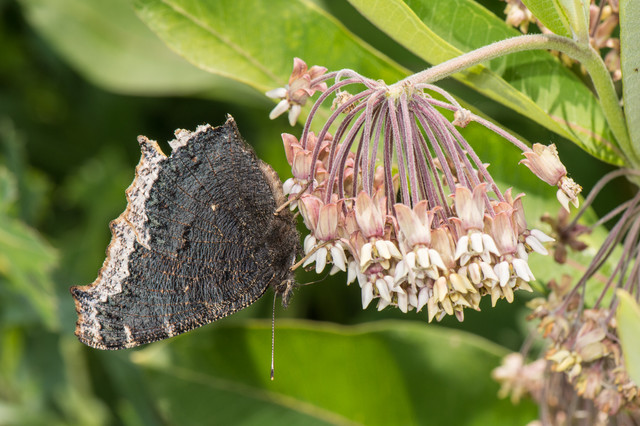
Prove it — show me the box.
[266,58,328,126]
[267,58,581,321]
[494,278,640,424]
[494,169,640,424]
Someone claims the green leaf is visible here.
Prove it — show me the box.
[347,0,622,166]
[18,0,240,96]
[615,289,640,386]
[0,165,17,213]
[525,0,590,41]
[521,0,572,37]
[0,212,58,328]
[621,0,640,151]
[131,320,537,425]
[131,0,408,95]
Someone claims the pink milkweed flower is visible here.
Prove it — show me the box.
[266,58,328,126]
[520,144,582,212]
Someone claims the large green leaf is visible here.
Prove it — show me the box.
[18,0,243,97]
[621,0,640,152]
[130,320,537,425]
[0,166,58,329]
[0,213,58,328]
[132,0,408,95]
[347,0,622,166]
[521,0,572,37]
[616,289,640,386]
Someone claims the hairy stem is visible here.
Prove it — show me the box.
[390,34,636,167]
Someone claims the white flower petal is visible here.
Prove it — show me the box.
[357,269,367,288]
[330,245,347,272]
[427,298,439,322]
[517,243,529,260]
[512,258,531,281]
[525,261,536,281]
[329,265,340,275]
[531,229,555,243]
[377,297,390,311]
[347,261,357,284]
[283,178,296,195]
[490,286,501,307]
[406,251,416,270]
[526,235,549,255]
[454,235,469,260]
[385,241,402,258]
[408,286,418,308]
[480,261,499,283]
[467,262,482,284]
[495,262,511,287]
[394,260,408,283]
[376,278,392,302]
[441,297,454,315]
[434,277,448,302]
[397,292,408,313]
[302,252,316,268]
[265,87,287,99]
[450,274,468,294]
[362,282,374,308]
[315,247,327,274]
[470,232,484,253]
[360,243,373,270]
[503,284,515,303]
[417,287,430,311]
[482,234,500,257]
[269,99,290,120]
[288,104,302,126]
[416,247,430,268]
[557,189,571,212]
[375,239,391,259]
[383,275,395,291]
[519,281,533,292]
[304,234,316,254]
[428,249,447,271]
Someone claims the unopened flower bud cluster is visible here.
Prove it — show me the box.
[494,277,640,424]
[528,278,640,417]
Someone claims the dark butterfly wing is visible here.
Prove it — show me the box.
[70,116,298,349]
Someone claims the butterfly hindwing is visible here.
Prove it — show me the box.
[71,116,298,349]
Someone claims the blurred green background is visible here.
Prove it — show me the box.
[0,0,630,424]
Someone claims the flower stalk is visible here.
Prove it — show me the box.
[395,33,636,168]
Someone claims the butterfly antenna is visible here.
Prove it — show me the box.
[270,290,277,381]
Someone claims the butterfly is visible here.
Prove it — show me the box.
[71,115,299,350]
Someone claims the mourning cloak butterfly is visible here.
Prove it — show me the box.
[70,115,299,350]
